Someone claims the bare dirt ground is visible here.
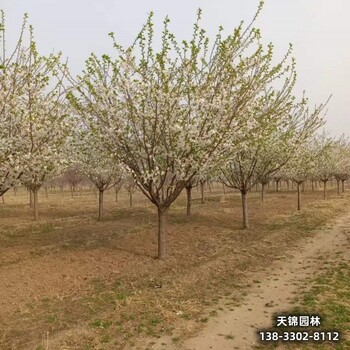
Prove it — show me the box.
[148,208,350,350]
[0,184,349,350]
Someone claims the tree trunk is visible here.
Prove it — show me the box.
[276,180,280,192]
[261,183,265,202]
[342,180,345,193]
[336,179,340,195]
[129,192,133,207]
[311,180,314,192]
[29,190,33,207]
[323,181,327,200]
[222,183,226,195]
[98,189,104,221]
[186,186,192,216]
[157,207,167,259]
[241,190,249,229]
[200,182,205,204]
[287,180,290,190]
[1,195,4,204]
[33,188,39,221]
[297,182,301,211]
[115,188,119,202]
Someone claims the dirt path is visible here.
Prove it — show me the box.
[149,210,350,350]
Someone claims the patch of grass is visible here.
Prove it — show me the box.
[47,314,57,323]
[224,333,235,340]
[257,260,350,349]
[171,336,181,343]
[100,334,111,343]
[91,319,112,329]
[209,310,218,317]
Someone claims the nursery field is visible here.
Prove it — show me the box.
[0,184,349,350]
[2,1,350,349]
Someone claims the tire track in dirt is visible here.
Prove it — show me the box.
[149,210,350,350]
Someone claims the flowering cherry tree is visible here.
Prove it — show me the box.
[72,128,123,220]
[68,5,322,258]
[332,136,350,194]
[184,171,210,216]
[283,138,323,210]
[184,177,198,216]
[0,11,29,196]
[114,178,124,203]
[220,89,328,228]
[13,30,69,220]
[124,175,137,208]
[313,133,337,200]
[273,169,286,192]
[1,12,71,221]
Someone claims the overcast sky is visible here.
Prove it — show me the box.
[1,0,349,136]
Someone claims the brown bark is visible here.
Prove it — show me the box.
[186,186,192,216]
[98,189,104,221]
[241,190,249,229]
[342,180,345,193]
[222,183,226,195]
[33,188,39,221]
[297,182,301,211]
[115,187,120,202]
[261,183,265,202]
[200,182,205,204]
[114,181,123,202]
[157,207,167,259]
[323,180,327,200]
[336,179,340,195]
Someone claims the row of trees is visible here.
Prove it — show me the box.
[1,4,348,258]
[0,11,72,220]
